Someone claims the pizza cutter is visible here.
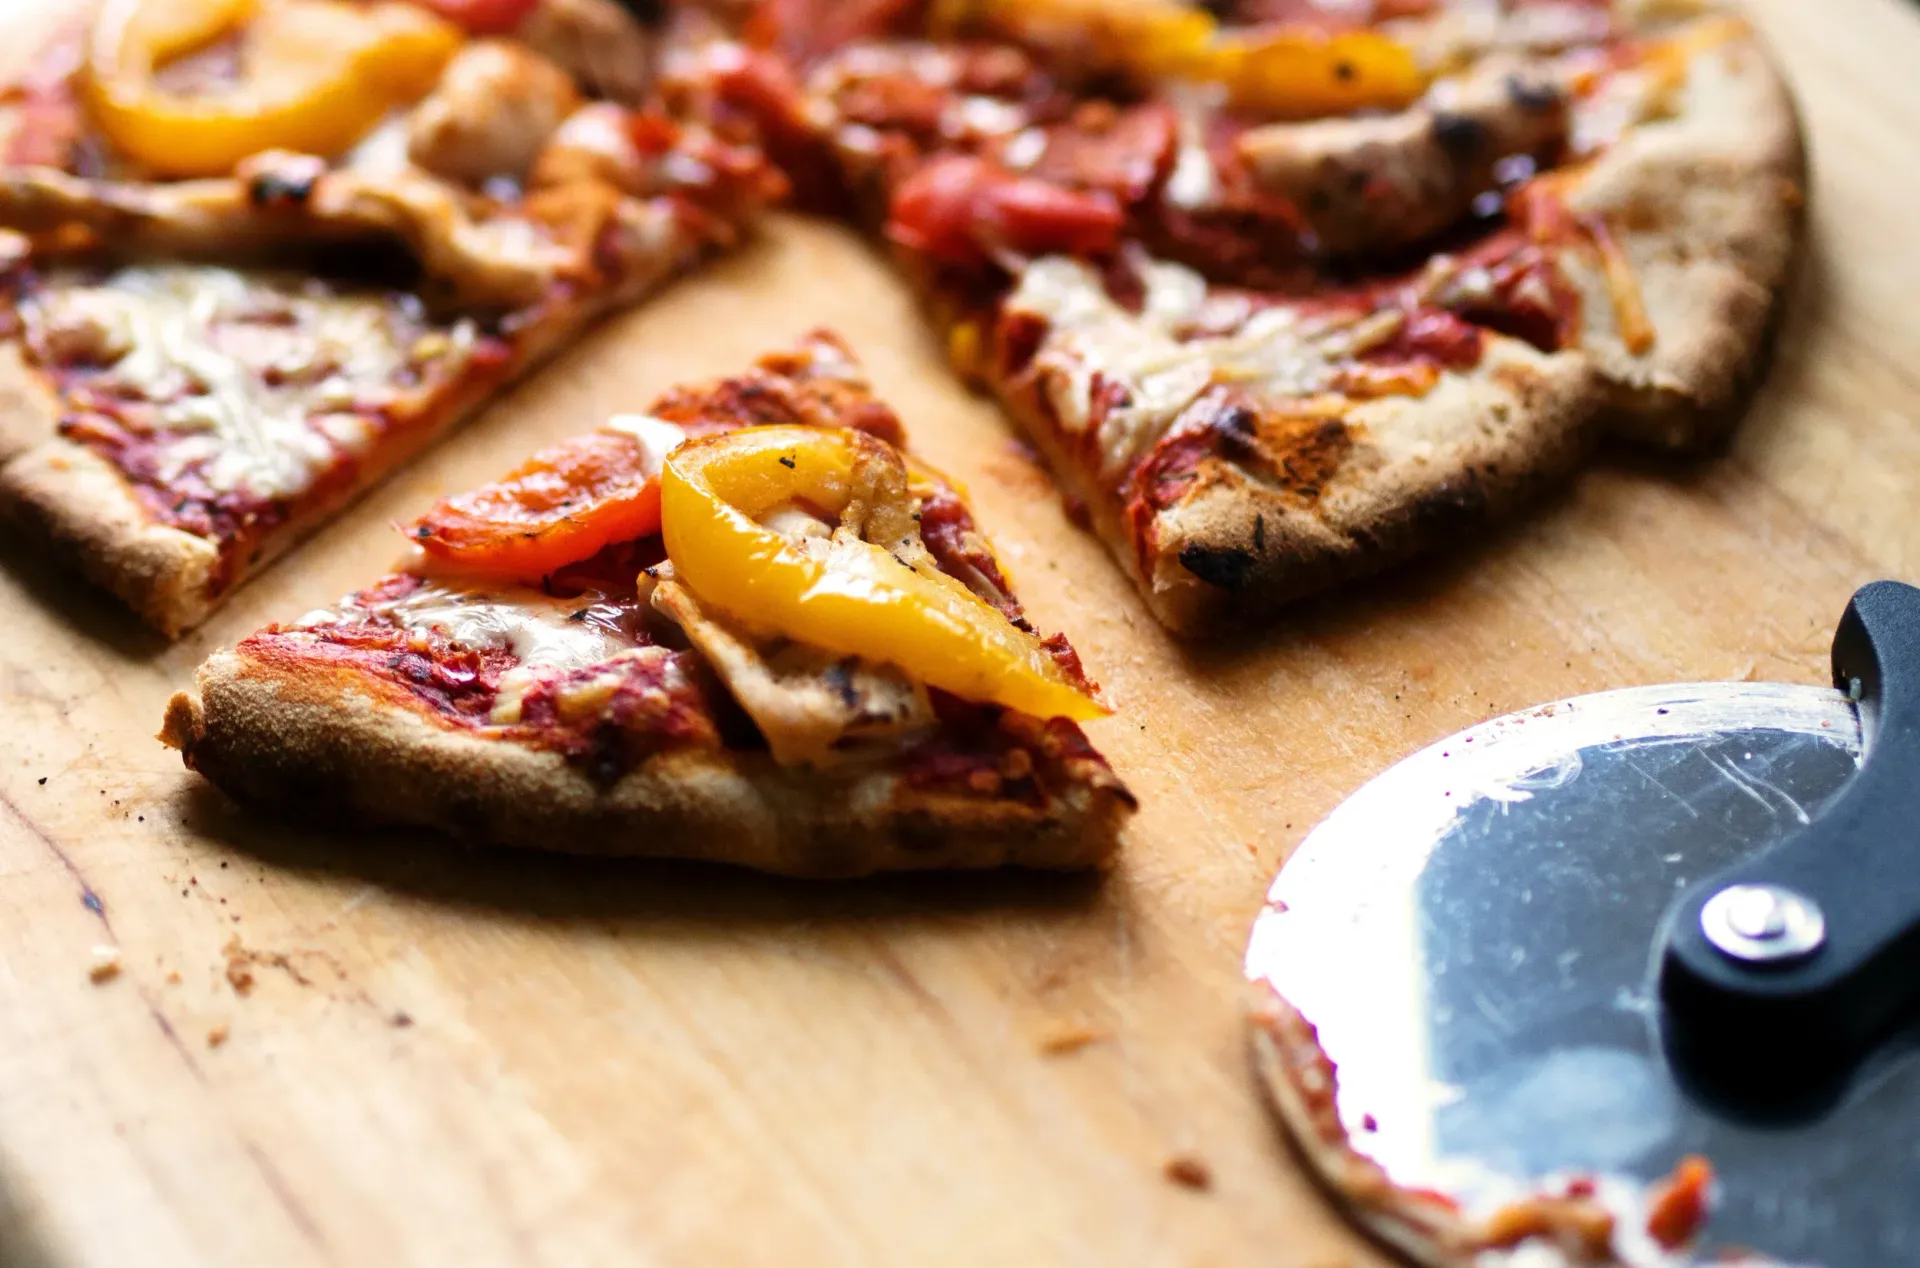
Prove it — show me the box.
[1244,581,1920,1267]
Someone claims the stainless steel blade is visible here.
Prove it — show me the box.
[1243,682,1920,1266]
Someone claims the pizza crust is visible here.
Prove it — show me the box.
[0,339,59,463]
[160,649,1132,876]
[1006,334,1598,635]
[1154,342,1598,632]
[0,438,222,635]
[1563,19,1806,449]
[1248,988,1475,1267]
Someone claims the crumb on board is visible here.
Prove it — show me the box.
[1037,1021,1107,1056]
[206,1023,229,1049]
[87,944,122,984]
[221,935,333,997]
[165,970,182,985]
[390,1011,414,1029]
[1163,1154,1213,1192]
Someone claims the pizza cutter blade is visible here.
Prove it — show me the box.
[1245,581,1920,1267]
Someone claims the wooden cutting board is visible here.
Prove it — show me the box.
[2,3,1917,1263]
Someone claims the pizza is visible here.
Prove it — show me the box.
[1248,984,1727,1268]
[675,0,1804,632]
[0,0,783,635]
[160,334,1136,874]
[0,0,1807,637]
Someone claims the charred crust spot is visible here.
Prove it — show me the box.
[1431,112,1487,162]
[1261,416,1353,500]
[1253,513,1266,552]
[1407,472,1489,532]
[1333,60,1356,83]
[586,726,625,787]
[1505,74,1562,115]
[1210,404,1259,462]
[246,162,322,210]
[1178,542,1257,591]
[616,0,667,26]
[823,659,861,710]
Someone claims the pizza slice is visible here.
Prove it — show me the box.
[693,0,1800,633]
[0,0,783,636]
[160,333,1135,874]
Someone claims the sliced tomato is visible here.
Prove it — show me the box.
[1015,104,1177,207]
[745,0,917,60]
[409,0,539,35]
[887,154,1124,267]
[405,428,668,578]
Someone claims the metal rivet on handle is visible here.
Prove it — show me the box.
[1700,884,1826,964]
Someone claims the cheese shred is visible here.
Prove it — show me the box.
[1581,214,1655,356]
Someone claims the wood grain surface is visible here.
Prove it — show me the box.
[1,2,1915,1263]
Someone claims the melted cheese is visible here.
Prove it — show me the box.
[26,264,479,500]
[1006,255,1394,474]
[602,413,689,473]
[300,582,638,670]
[1163,86,1223,212]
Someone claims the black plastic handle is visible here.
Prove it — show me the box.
[1660,581,1920,1089]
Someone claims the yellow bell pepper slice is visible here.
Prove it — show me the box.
[939,0,1422,119]
[1196,28,1425,119]
[941,0,1212,78]
[661,426,1107,723]
[84,0,461,178]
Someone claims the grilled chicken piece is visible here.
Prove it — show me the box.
[651,573,937,768]
[0,156,581,309]
[528,102,650,193]
[406,40,582,187]
[514,0,659,105]
[1237,57,1568,256]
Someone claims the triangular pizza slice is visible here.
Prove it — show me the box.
[680,0,1800,633]
[161,333,1135,875]
[0,1,783,635]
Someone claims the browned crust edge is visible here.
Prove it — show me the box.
[159,649,1131,876]
[0,339,58,462]
[1247,987,1473,1268]
[0,439,222,635]
[1569,18,1808,450]
[1154,345,1599,633]
[1001,339,1599,636]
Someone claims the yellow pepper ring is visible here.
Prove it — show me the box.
[954,0,1422,118]
[661,426,1108,723]
[84,0,460,179]
[1197,29,1425,119]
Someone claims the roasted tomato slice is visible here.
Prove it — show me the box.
[745,0,918,60]
[887,154,1124,267]
[405,416,691,579]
